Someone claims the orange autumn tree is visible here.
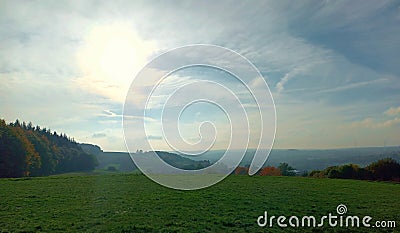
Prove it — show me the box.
[234,166,248,175]
[259,166,281,176]
[0,120,40,177]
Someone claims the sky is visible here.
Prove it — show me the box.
[1,0,400,151]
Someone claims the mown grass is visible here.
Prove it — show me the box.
[0,174,398,232]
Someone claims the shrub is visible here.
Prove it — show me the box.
[259,166,281,176]
[365,158,400,181]
[234,167,248,175]
[107,166,118,172]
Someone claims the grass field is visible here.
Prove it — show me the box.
[0,174,398,232]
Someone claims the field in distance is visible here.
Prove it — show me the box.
[0,174,398,232]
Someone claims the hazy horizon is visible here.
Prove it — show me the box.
[100,145,400,154]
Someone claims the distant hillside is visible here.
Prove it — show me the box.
[97,151,137,172]
[80,145,400,173]
[185,147,400,172]
[144,151,211,170]
[80,145,211,172]
[80,143,103,156]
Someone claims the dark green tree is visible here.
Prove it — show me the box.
[278,162,296,176]
[366,158,400,181]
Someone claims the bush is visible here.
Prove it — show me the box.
[365,158,400,181]
[107,166,118,172]
[259,166,281,176]
[234,167,248,175]
[309,170,324,178]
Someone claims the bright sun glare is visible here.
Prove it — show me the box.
[77,23,157,102]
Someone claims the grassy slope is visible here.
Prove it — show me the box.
[0,174,398,233]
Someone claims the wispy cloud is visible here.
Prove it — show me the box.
[351,117,400,129]
[276,66,306,95]
[317,77,389,94]
[92,132,107,138]
[147,135,162,140]
[350,105,400,129]
[385,106,400,116]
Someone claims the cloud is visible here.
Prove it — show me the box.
[381,117,400,128]
[276,71,293,95]
[286,1,400,76]
[351,117,400,129]
[147,135,162,140]
[275,67,304,95]
[349,104,400,129]
[102,110,119,117]
[350,118,375,128]
[317,77,389,94]
[101,109,157,123]
[92,133,107,138]
[385,106,400,116]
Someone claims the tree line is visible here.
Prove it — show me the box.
[234,162,296,176]
[0,119,98,178]
[308,158,400,181]
[234,159,400,182]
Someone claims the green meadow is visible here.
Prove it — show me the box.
[0,174,398,232]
